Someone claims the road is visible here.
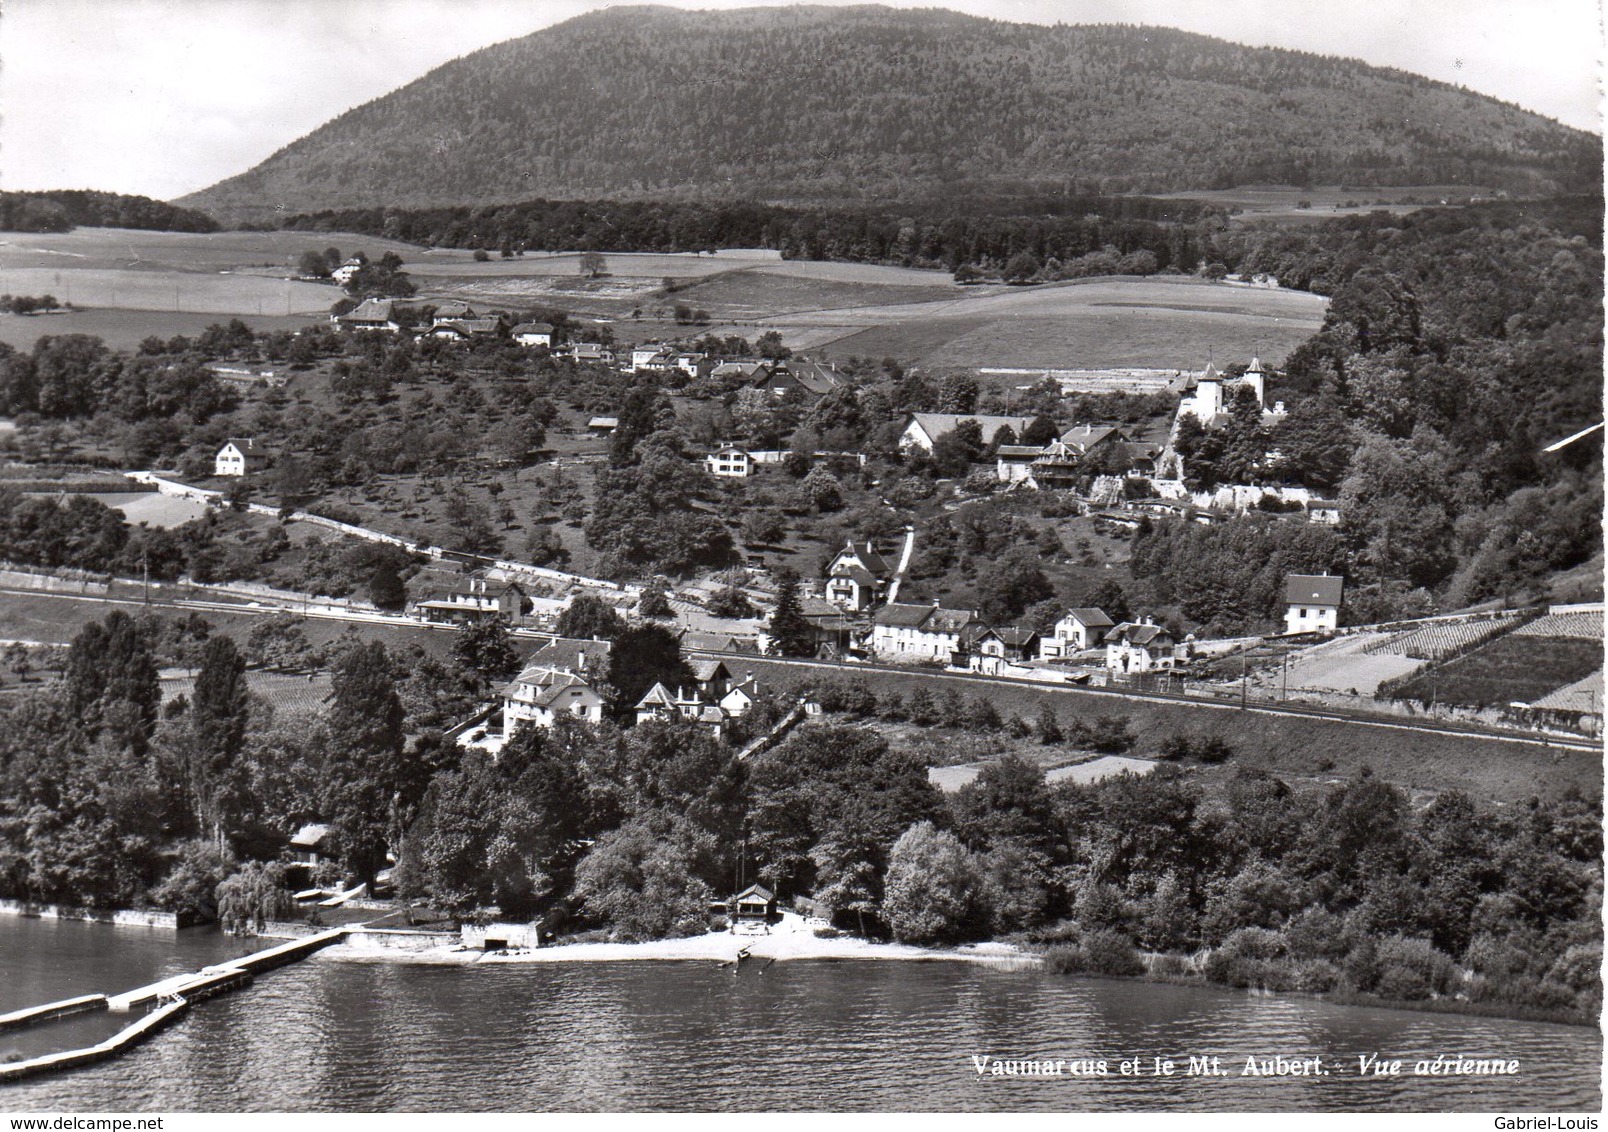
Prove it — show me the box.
[682,649,1604,754]
[4,583,1597,754]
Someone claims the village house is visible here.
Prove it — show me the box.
[705,445,756,478]
[330,257,364,285]
[869,602,979,663]
[629,344,666,372]
[1105,618,1183,673]
[899,413,1036,456]
[712,359,770,385]
[429,318,503,342]
[510,321,554,347]
[995,445,1044,484]
[678,627,758,653]
[414,575,528,625]
[561,342,616,364]
[756,360,848,401]
[794,595,857,656]
[824,539,894,611]
[1284,574,1344,635]
[587,416,619,435]
[502,637,613,737]
[963,625,1041,674]
[335,298,400,332]
[1040,608,1115,658]
[632,667,760,737]
[215,437,273,476]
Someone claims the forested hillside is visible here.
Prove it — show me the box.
[280,194,1227,273]
[0,191,219,234]
[184,5,1599,220]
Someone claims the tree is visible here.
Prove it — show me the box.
[244,613,315,671]
[882,821,990,944]
[1002,251,1042,283]
[187,636,250,844]
[978,546,1053,624]
[755,331,792,361]
[298,250,331,278]
[322,640,412,883]
[708,585,755,619]
[368,561,407,610]
[451,615,519,692]
[571,811,718,940]
[607,625,694,718]
[638,584,674,620]
[216,860,294,934]
[767,568,814,657]
[938,374,979,414]
[801,466,843,513]
[556,594,626,641]
[579,251,608,278]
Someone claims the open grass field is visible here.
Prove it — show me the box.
[1152,184,1497,225]
[0,588,471,660]
[0,228,423,273]
[0,309,322,352]
[768,276,1327,370]
[1390,636,1606,708]
[0,227,427,328]
[729,657,1599,803]
[0,267,333,316]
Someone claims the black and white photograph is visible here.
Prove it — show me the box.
[0,0,1601,1117]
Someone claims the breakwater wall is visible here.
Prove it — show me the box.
[0,899,188,930]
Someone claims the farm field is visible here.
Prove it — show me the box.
[779,277,1327,370]
[0,227,426,329]
[0,309,322,352]
[1152,184,1497,224]
[0,228,424,273]
[1389,636,1606,708]
[94,492,213,528]
[0,588,468,660]
[161,668,334,718]
[729,657,1598,802]
[0,267,333,316]
[1365,614,1523,660]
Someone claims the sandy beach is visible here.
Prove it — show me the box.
[325,912,1038,968]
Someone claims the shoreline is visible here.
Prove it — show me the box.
[318,928,1598,1029]
[327,926,1036,967]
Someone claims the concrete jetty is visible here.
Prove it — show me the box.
[0,999,189,1083]
[1,926,350,1081]
[0,994,107,1032]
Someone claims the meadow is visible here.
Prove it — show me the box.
[730,657,1598,803]
[0,225,1327,374]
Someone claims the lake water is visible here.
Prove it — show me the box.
[0,917,1599,1112]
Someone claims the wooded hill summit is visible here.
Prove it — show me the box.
[182,5,1600,221]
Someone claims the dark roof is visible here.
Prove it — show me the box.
[1285,574,1345,606]
[909,413,1033,446]
[528,671,597,708]
[734,883,775,902]
[1110,622,1173,647]
[990,626,1040,647]
[872,602,937,628]
[995,445,1044,460]
[1058,425,1121,454]
[831,539,890,577]
[338,298,394,322]
[521,636,613,677]
[1065,608,1115,629]
[511,322,554,335]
